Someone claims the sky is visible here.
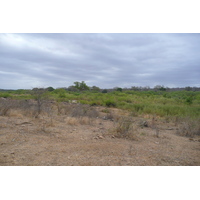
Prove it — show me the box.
[0,33,200,89]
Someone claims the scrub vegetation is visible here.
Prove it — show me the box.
[0,82,200,165]
[1,82,200,120]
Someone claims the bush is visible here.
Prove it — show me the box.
[176,118,200,137]
[89,101,102,106]
[0,99,12,115]
[112,117,138,140]
[116,88,122,92]
[59,93,66,98]
[133,104,145,112]
[69,104,99,118]
[185,97,193,105]
[0,93,11,98]
[47,87,55,92]
[102,89,108,93]
[104,100,117,107]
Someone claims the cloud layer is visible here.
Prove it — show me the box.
[0,33,199,89]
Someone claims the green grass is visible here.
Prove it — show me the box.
[1,89,200,119]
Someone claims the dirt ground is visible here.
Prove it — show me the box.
[0,106,200,166]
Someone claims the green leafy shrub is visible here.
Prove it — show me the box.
[104,100,117,107]
[102,89,108,93]
[0,93,11,98]
[185,97,193,105]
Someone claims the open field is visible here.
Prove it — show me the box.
[0,97,200,166]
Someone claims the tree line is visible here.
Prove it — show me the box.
[1,81,200,93]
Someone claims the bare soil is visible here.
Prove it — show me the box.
[0,106,200,166]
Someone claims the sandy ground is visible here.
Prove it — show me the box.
[0,106,200,166]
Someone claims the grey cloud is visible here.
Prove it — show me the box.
[0,33,199,89]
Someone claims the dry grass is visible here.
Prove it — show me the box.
[0,99,200,166]
[66,116,95,126]
[111,116,139,140]
[7,109,24,118]
[66,117,79,126]
[176,118,200,137]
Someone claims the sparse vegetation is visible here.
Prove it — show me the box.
[176,117,200,137]
[1,84,200,124]
[112,116,138,140]
[0,83,200,165]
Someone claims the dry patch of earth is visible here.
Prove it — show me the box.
[0,106,200,166]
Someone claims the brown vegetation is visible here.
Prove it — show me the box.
[0,99,200,166]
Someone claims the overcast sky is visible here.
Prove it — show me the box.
[0,33,199,89]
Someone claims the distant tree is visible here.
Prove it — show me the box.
[131,86,140,91]
[67,85,79,92]
[73,81,90,91]
[116,87,123,92]
[142,86,150,91]
[102,89,108,93]
[154,85,166,91]
[46,86,55,92]
[185,86,192,91]
[91,86,100,92]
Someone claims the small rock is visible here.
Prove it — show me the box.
[103,116,107,120]
[142,121,148,127]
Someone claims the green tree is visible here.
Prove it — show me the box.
[154,85,166,91]
[46,86,55,92]
[116,87,123,92]
[102,89,108,93]
[73,81,89,91]
[185,86,192,91]
[91,86,100,92]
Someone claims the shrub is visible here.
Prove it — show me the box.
[46,87,55,92]
[176,118,200,137]
[116,88,122,92]
[0,99,12,115]
[102,89,108,93]
[0,93,11,98]
[70,104,99,118]
[59,93,66,98]
[112,117,138,140]
[185,97,193,105]
[89,101,102,106]
[104,100,117,107]
[132,104,145,112]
